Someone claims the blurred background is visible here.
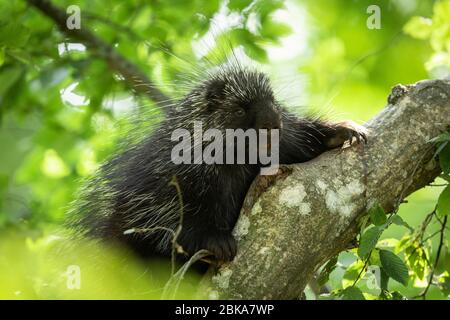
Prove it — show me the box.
[0,0,449,299]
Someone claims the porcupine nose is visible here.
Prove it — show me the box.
[257,105,281,131]
[257,106,281,153]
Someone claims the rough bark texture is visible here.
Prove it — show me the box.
[207,79,450,300]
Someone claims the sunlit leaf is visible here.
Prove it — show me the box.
[379,249,409,286]
[342,260,366,289]
[405,241,429,280]
[41,149,70,179]
[403,16,433,40]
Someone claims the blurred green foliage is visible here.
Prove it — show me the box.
[0,232,201,299]
[0,0,449,299]
[404,0,450,73]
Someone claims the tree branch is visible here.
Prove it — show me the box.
[206,79,450,299]
[25,0,171,106]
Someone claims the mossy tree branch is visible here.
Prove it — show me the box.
[206,79,450,299]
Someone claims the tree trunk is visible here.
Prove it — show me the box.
[206,79,450,299]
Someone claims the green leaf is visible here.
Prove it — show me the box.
[258,0,285,18]
[405,242,428,280]
[377,238,399,249]
[228,0,253,10]
[342,260,366,288]
[261,21,292,40]
[0,65,23,98]
[439,142,450,174]
[317,255,338,286]
[379,250,409,286]
[341,286,365,300]
[369,204,387,226]
[6,48,31,64]
[0,20,30,48]
[437,185,450,217]
[358,226,383,259]
[389,215,413,231]
[380,267,389,291]
[438,275,450,296]
[390,291,405,300]
[429,132,450,143]
[368,248,380,266]
[403,16,433,40]
[396,235,412,253]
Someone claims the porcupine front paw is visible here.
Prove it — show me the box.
[325,121,368,149]
[184,232,237,262]
[205,233,237,261]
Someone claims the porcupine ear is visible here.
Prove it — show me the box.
[205,79,226,110]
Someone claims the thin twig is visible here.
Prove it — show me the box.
[25,0,171,107]
[161,249,211,299]
[418,215,447,299]
[352,252,371,287]
[169,175,186,276]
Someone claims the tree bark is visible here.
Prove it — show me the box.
[206,79,450,299]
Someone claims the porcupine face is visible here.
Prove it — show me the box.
[202,68,282,132]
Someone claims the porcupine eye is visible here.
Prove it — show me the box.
[234,108,245,117]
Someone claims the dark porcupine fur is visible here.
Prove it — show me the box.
[69,64,367,262]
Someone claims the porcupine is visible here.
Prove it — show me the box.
[69,64,367,262]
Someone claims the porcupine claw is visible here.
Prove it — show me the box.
[326,121,368,148]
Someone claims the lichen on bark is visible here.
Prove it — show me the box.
[204,79,450,300]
